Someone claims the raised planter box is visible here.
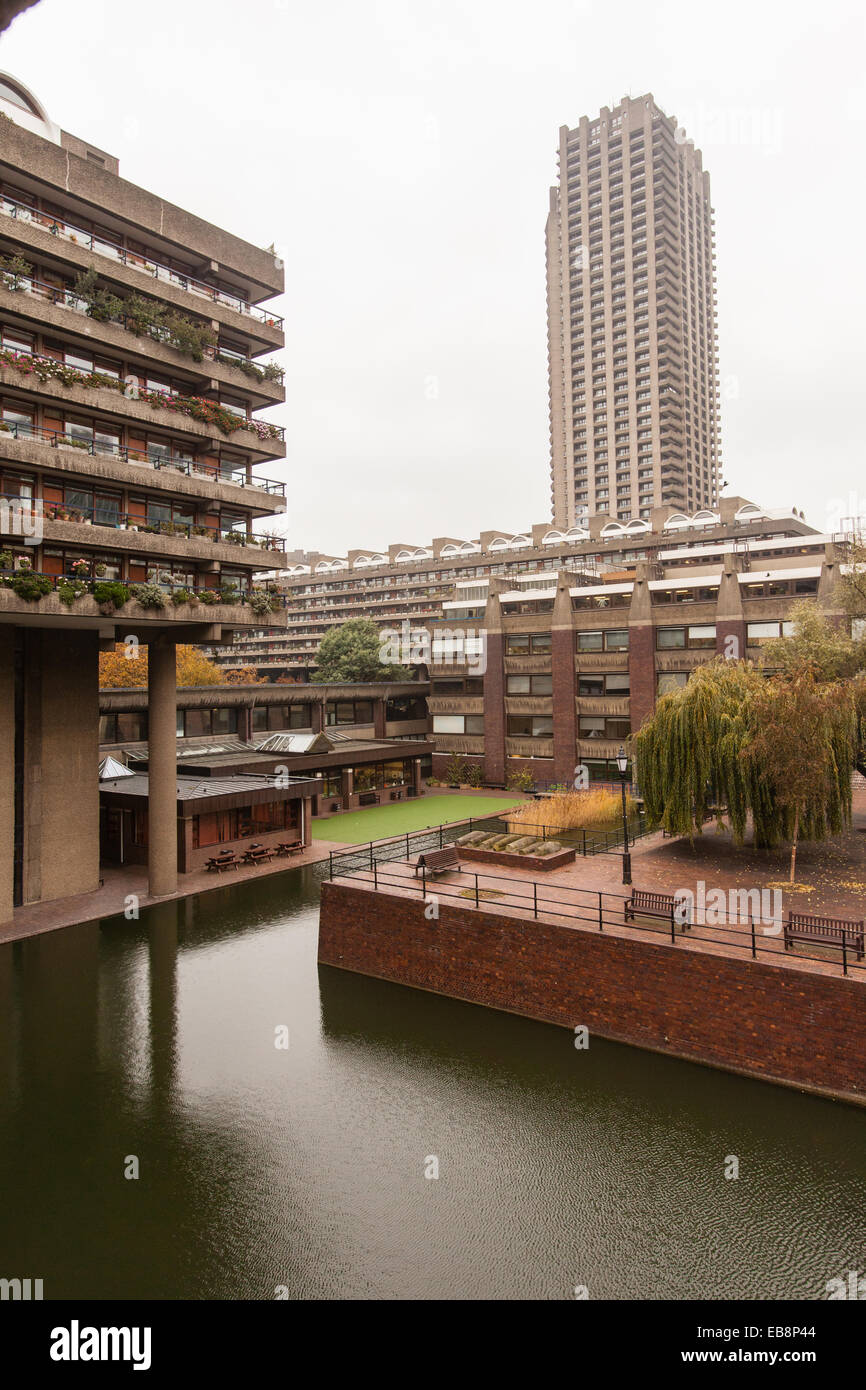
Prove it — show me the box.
[457,845,576,872]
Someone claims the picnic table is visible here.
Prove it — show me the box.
[275,840,304,857]
[206,852,239,872]
[242,844,275,865]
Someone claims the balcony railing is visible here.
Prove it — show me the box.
[0,492,286,551]
[0,194,284,329]
[0,346,285,443]
[0,420,286,495]
[0,272,285,383]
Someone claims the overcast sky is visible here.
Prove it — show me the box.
[2,0,865,550]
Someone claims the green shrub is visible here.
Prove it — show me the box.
[7,572,52,601]
[444,754,467,785]
[130,582,165,610]
[58,579,89,607]
[92,581,130,610]
[171,588,193,606]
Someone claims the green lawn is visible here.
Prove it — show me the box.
[311,793,523,844]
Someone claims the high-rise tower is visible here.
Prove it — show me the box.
[547,94,720,529]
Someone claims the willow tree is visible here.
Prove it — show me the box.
[634,660,764,841]
[634,659,855,856]
[741,672,855,882]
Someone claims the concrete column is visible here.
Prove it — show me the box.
[237,703,252,741]
[301,797,312,845]
[627,566,656,737]
[715,557,746,660]
[482,592,506,785]
[340,767,353,807]
[413,757,423,795]
[551,573,578,786]
[311,701,325,733]
[148,639,178,897]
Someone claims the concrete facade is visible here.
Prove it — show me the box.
[546,94,720,529]
[0,83,286,923]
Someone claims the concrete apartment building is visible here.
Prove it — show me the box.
[213,499,825,688]
[0,77,288,921]
[422,502,847,786]
[546,94,720,530]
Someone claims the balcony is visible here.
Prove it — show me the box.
[0,421,286,505]
[0,570,287,631]
[0,193,284,330]
[503,655,552,674]
[428,696,483,715]
[505,737,554,758]
[504,696,552,715]
[0,280,284,414]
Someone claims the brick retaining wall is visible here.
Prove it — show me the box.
[319,880,866,1105]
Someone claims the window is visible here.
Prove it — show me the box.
[747,621,794,644]
[656,625,716,650]
[506,674,553,695]
[505,633,551,655]
[507,715,553,738]
[432,714,484,735]
[657,672,688,694]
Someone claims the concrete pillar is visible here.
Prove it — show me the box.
[482,592,506,785]
[311,700,325,733]
[413,757,423,795]
[237,703,252,741]
[716,557,747,660]
[551,573,578,786]
[627,565,656,737]
[301,797,312,845]
[148,639,178,897]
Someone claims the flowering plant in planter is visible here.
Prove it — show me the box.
[16,555,33,572]
[70,559,90,578]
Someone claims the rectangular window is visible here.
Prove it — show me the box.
[657,672,688,694]
[577,631,604,652]
[605,629,629,651]
[505,634,530,655]
[506,715,553,738]
[432,714,465,734]
[657,626,686,649]
[688,625,716,649]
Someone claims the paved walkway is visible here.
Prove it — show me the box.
[2,839,342,946]
[330,794,866,984]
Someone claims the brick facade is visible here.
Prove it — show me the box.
[319,881,866,1105]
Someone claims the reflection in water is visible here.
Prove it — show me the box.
[0,864,864,1300]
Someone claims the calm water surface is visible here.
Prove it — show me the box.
[1,864,864,1300]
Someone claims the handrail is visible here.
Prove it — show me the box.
[0,492,286,551]
[0,271,285,382]
[329,857,866,981]
[0,193,284,329]
[0,345,285,442]
[0,420,286,495]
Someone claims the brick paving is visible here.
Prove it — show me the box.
[330,788,866,985]
[1,839,342,946]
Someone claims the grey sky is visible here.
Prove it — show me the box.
[2,0,864,551]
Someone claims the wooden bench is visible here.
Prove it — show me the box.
[784,913,864,959]
[414,846,462,878]
[275,840,304,857]
[624,889,691,930]
[206,853,239,872]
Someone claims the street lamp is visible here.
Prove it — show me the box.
[616,744,632,886]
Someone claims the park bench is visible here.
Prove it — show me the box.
[784,913,864,960]
[206,853,239,872]
[624,889,691,930]
[414,846,462,878]
[275,840,304,857]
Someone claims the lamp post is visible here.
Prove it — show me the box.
[616,744,632,886]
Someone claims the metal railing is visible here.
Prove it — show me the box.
[0,420,286,495]
[0,271,285,382]
[0,493,286,551]
[328,856,866,980]
[0,346,285,443]
[0,194,284,329]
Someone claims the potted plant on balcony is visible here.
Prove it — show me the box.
[93,563,107,577]
[0,549,12,570]
[69,559,90,578]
